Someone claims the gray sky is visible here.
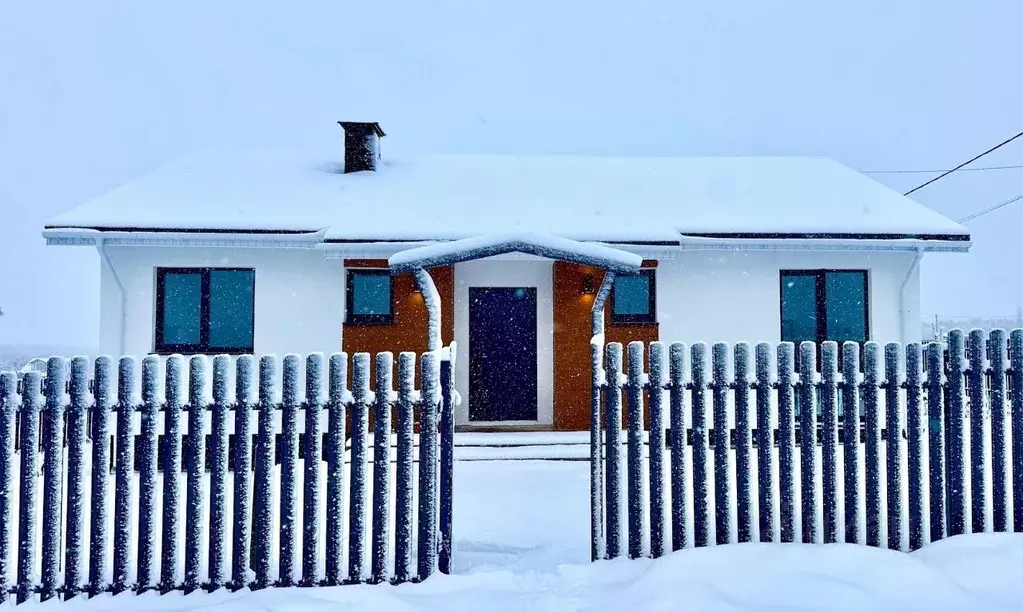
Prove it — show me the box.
[1,0,1020,347]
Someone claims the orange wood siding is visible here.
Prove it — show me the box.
[552,261,658,431]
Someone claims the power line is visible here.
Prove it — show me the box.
[862,164,1023,174]
[904,130,1023,196]
[957,193,1023,223]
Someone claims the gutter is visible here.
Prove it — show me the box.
[899,247,925,345]
[96,239,127,357]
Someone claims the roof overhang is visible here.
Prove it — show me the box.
[677,233,971,253]
[43,227,327,249]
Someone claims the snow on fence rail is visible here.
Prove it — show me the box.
[0,346,457,603]
[592,329,1023,560]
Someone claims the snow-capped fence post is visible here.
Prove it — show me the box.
[88,356,114,597]
[966,329,988,534]
[439,348,456,575]
[137,355,160,593]
[112,357,136,595]
[603,342,624,558]
[417,351,440,580]
[231,356,255,591]
[371,352,393,584]
[16,371,41,604]
[184,356,208,594]
[946,330,967,537]
[989,330,1009,533]
[884,343,904,551]
[691,343,710,548]
[798,342,818,544]
[755,343,774,543]
[349,352,371,583]
[647,342,667,557]
[668,342,688,551]
[278,354,301,587]
[711,342,732,546]
[819,342,839,544]
[301,353,324,587]
[776,342,796,544]
[862,342,882,548]
[733,343,753,544]
[905,344,925,551]
[0,372,17,604]
[626,341,645,559]
[40,357,67,602]
[160,355,185,594]
[394,352,416,583]
[924,342,946,543]
[1011,330,1023,533]
[325,353,347,586]
[252,355,277,590]
[208,355,230,591]
[842,342,861,545]
[63,357,89,600]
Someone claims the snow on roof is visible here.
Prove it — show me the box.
[45,150,969,243]
[388,233,643,273]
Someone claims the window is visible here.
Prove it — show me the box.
[611,269,656,324]
[780,270,869,346]
[155,268,255,354]
[346,269,393,324]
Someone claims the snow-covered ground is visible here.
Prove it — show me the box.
[18,459,1023,612]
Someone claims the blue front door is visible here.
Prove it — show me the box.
[468,287,538,421]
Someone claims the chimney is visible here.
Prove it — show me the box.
[338,121,386,173]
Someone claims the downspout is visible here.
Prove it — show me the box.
[899,247,924,345]
[96,238,127,357]
[589,271,615,561]
[414,267,442,352]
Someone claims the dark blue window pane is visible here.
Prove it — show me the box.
[162,273,202,345]
[352,273,391,315]
[825,272,867,343]
[614,274,651,315]
[209,270,255,350]
[781,273,818,343]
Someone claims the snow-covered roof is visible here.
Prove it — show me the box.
[45,150,970,244]
[388,233,643,273]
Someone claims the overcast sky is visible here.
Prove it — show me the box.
[1,0,1021,347]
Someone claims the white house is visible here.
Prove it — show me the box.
[43,122,970,431]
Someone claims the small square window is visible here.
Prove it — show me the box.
[346,269,394,324]
[611,269,656,324]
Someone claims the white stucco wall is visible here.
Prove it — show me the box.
[99,246,344,360]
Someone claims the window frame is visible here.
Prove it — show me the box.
[154,267,256,355]
[610,268,657,325]
[345,268,395,325]
[779,269,870,346]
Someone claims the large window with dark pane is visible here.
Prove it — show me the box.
[155,268,255,354]
[780,270,869,347]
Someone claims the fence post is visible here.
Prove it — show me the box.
[905,344,925,550]
[668,343,688,551]
[648,342,667,557]
[925,343,946,543]
[325,353,347,586]
[349,353,371,583]
[885,343,904,551]
[967,329,987,534]
[372,352,394,583]
[160,356,185,593]
[88,357,114,597]
[112,358,136,594]
[252,355,277,590]
[820,342,839,544]
[137,355,160,593]
[733,343,752,544]
[16,371,42,604]
[231,356,254,591]
[989,330,1008,532]
[0,372,17,604]
[208,355,230,591]
[604,343,624,558]
[798,342,818,544]
[41,357,67,602]
[590,336,605,561]
[1011,331,1023,533]
[302,353,324,586]
[842,342,861,545]
[439,349,456,575]
[64,357,89,600]
[863,342,881,548]
[691,343,710,547]
[279,354,301,587]
[185,356,208,594]
[417,351,440,580]
[755,343,774,543]
[946,330,967,537]
[626,341,646,558]
[712,343,732,546]
[776,343,796,543]
[394,353,416,583]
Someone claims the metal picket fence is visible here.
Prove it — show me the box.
[591,328,1023,560]
[0,345,457,603]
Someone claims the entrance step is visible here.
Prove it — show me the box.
[353,431,649,462]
